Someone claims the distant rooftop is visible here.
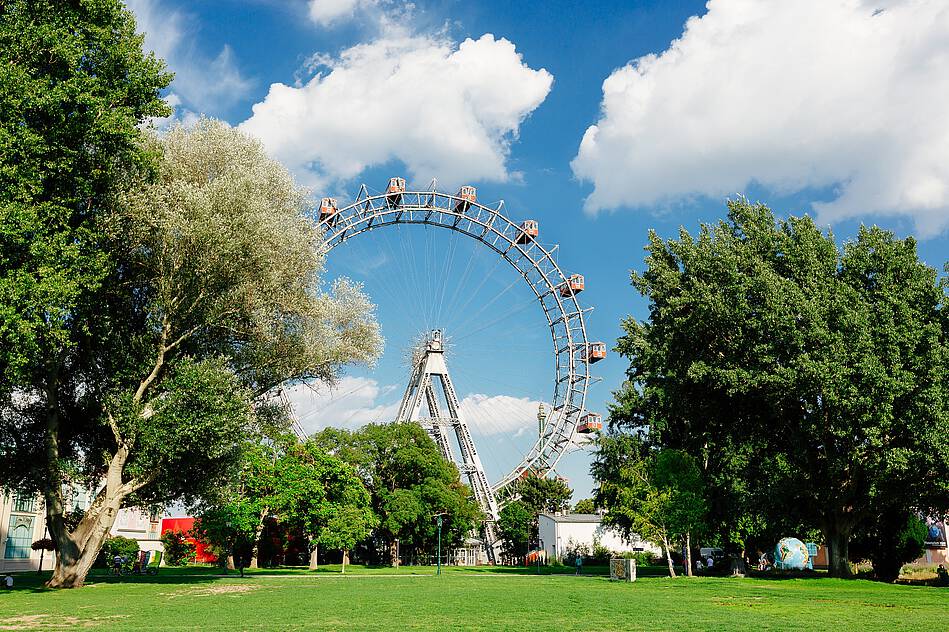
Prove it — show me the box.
[538,512,602,523]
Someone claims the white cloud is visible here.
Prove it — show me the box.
[240,33,553,189]
[572,0,949,237]
[287,376,402,434]
[127,0,253,116]
[459,394,543,437]
[306,0,416,30]
[286,375,544,438]
[307,0,364,26]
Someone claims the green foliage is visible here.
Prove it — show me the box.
[849,511,928,582]
[562,539,589,565]
[0,0,171,400]
[516,475,573,514]
[594,438,704,577]
[607,200,949,577]
[319,505,375,572]
[310,422,482,563]
[497,501,534,556]
[160,531,195,567]
[98,536,140,567]
[573,498,596,514]
[590,537,613,564]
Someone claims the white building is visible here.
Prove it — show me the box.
[0,491,51,573]
[538,512,661,561]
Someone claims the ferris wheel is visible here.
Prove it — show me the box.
[315,177,605,494]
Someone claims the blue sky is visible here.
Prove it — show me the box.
[127,0,949,499]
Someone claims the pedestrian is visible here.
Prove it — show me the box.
[937,564,948,587]
[3,575,12,589]
[706,555,714,570]
[575,554,583,576]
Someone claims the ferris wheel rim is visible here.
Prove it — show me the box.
[315,185,593,497]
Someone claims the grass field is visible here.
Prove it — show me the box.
[0,565,946,631]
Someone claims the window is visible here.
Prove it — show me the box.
[12,492,36,514]
[4,515,34,559]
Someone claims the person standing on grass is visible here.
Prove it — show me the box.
[575,554,583,576]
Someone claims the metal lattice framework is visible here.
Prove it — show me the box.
[315,183,594,499]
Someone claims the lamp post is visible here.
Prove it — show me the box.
[537,539,543,575]
[224,521,232,575]
[435,514,443,576]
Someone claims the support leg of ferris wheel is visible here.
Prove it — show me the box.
[394,329,502,564]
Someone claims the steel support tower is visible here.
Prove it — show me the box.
[394,330,502,563]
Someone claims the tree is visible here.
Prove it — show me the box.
[271,442,373,570]
[311,422,481,566]
[594,437,704,577]
[497,500,533,558]
[611,200,949,577]
[1,114,382,587]
[516,475,573,514]
[191,433,284,570]
[849,510,928,582]
[0,0,169,587]
[319,505,375,573]
[573,498,596,514]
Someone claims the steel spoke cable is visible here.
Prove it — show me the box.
[452,269,527,336]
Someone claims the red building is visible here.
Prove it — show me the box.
[160,517,217,564]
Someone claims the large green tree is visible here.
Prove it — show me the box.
[312,422,481,566]
[0,0,170,588]
[1,113,381,587]
[271,441,374,570]
[610,200,949,577]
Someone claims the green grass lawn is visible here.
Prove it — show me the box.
[1,565,946,631]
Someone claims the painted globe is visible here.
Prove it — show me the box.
[774,537,809,570]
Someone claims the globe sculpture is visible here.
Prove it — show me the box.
[774,537,809,570]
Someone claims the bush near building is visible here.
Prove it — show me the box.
[160,531,196,567]
[97,537,140,567]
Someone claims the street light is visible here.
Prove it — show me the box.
[224,521,232,575]
[433,513,446,576]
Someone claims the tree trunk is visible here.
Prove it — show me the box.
[226,555,236,571]
[309,543,318,571]
[389,539,399,567]
[661,535,677,578]
[342,550,349,574]
[824,523,852,578]
[45,440,131,588]
[249,506,269,569]
[685,532,693,577]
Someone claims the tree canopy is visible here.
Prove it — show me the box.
[311,422,481,565]
[0,82,381,586]
[603,199,949,578]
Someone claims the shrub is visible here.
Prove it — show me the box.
[618,550,656,566]
[160,530,196,566]
[590,537,613,564]
[98,536,140,567]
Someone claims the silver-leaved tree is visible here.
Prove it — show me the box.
[4,117,381,588]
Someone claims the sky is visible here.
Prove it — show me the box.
[125,0,949,500]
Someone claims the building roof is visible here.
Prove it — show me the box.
[538,512,603,524]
